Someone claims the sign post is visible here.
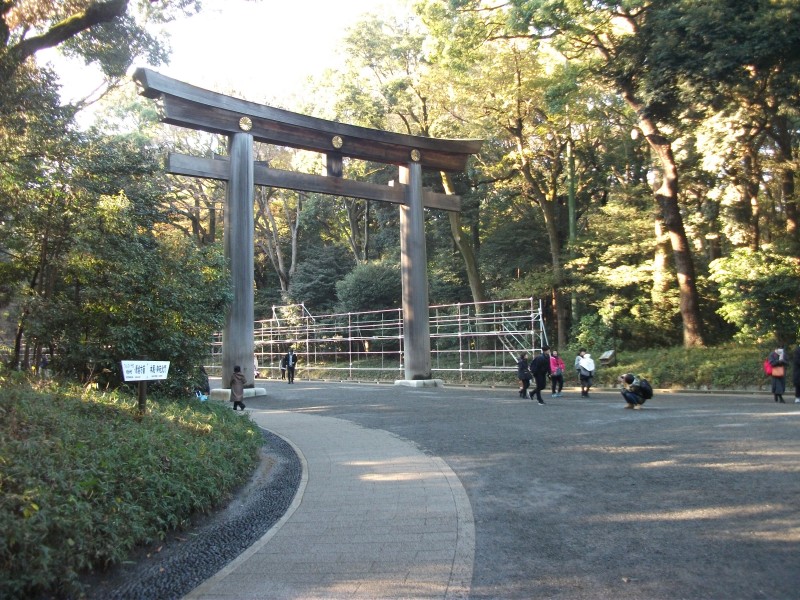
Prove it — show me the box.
[121,360,170,414]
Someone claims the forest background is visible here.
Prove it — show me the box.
[2,2,800,596]
[1,0,800,392]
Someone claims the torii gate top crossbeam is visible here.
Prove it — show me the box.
[133,68,482,173]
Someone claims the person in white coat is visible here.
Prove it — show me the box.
[578,352,596,397]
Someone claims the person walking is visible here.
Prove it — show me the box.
[619,373,646,409]
[279,354,287,380]
[767,346,788,403]
[529,346,552,405]
[793,344,800,404]
[579,352,596,397]
[229,365,246,411]
[550,349,566,398]
[574,348,586,385]
[284,348,297,384]
[517,351,532,398]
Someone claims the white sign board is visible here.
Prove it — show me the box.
[121,361,170,382]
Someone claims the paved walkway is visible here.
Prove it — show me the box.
[184,410,475,600]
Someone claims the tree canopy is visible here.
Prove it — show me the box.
[2,0,799,391]
[0,0,232,392]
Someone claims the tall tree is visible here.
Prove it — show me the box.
[0,64,76,366]
[420,4,622,347]
[335,13,488,305]
[644,0,800,256]
[14,129,231,388]
[254,187,300,295]
[96,88,228,246]
[476,0,705,347]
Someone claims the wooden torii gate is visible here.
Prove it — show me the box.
[133,68,482,385]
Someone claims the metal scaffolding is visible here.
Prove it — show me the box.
[208,297,548,382]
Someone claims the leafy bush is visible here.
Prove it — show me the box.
[288,245,354,313]
[570,312,612,356]
[0,373,262,599]
[335,261,402,312]
[13,132,234,397]
[709,247,800,344]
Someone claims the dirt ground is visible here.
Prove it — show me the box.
[242,380,800,600]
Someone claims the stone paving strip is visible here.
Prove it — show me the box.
[184,410,475,600]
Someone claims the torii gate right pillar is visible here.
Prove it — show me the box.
[399,163,432,380]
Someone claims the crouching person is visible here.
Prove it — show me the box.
[619,373,646,410]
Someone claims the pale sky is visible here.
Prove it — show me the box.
[40,0,407,110]
[155,0,384,102]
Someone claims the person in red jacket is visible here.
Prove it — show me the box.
[549,349,566,398]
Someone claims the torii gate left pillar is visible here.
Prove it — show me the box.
[133,68,482,385]
[223,133,255,383]
[399,163,431,380]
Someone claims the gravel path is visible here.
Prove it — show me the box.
[80,382,800,599]
[248,382,800,600]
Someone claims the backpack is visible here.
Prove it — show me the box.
[763,358,772,376]
[638,378,654,400]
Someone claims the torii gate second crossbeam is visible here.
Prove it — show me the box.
[133,68,482,385]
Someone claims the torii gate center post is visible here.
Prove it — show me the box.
[133,68,482,385]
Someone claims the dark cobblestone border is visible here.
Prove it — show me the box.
[81,429,301,600]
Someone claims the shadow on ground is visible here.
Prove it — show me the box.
[239,380,799,600]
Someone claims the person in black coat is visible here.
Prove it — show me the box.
[517,351,532,398]
[528,346,552,405]
[619,373,645,409]
[768,346,788,403]
[284,349,298,384]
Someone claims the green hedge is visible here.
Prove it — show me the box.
[0,373,262,599]
[591,344,780,390]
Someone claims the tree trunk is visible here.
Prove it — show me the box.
[208,201,217,244]
[781,165,797,254]
[622,87,705,347]
[514,136,568,350]
[343,198,367,264]
[540,198,568,350]
[772,115,799,256]
[363,200,370,261]
[440,173,486,306]
[651,218,671,307]
[739,151,761,251]
[254,188,299,292]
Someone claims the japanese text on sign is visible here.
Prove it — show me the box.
[121,361,170,382]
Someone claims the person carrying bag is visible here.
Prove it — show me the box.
[767,346,788,403]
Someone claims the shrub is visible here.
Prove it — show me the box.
[709,247,800,344]
[0,374,262,599]
[335,262,402,313]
